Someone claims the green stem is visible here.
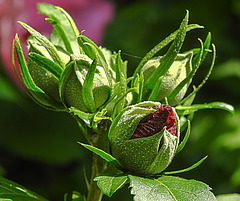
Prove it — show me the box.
[86,120,111,201]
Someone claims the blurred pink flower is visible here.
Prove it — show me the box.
[0,0,114,85]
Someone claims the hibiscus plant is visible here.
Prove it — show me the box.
[2,3,235,201]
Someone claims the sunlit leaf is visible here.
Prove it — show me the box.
[0,176,48,201]
[94,173,128,197]
[216,194,240,201]
[64,191,86,201]
[129,175,216,201]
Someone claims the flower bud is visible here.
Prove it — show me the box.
[110,101,180,175]
[142,52,193,106]
[60,55,110,113]
[27,43,64,107]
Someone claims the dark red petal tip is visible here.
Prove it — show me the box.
[131,104,176,139]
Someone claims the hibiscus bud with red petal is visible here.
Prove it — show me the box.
[109,101,180,175]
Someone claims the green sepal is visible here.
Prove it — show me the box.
[134,23,203,77]
[137,72,144,103]
[167,39,204,104]
[142,52,193,105]
[37,3,80,55]
[60,56,110,113]
[55,6,80,36]
[59,59,90,111]
[18,21,64,67]
[59,61,74,107]
[109,101,157,140]
[82,57,97,112]
[175,120,191,155]
[78,35,113,87]
[180,43,216,105]
[144,11,189,92]
[78,143,123,169]
[28,52,62,80]
[176,102,235,116]
[110,101,180,175]
[163,155,208,175]
[13,35,64,111]
[112,51,127,117]
[148,76,163,101]
[113,128,166,174]
[45,18,73,54]
[78,34,96,60]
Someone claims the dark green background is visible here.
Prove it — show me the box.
[1,0,240,200]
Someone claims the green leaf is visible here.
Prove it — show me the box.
[134,23,203,77]
[18,21,64,67]
[163,156,208,175]
[144,11,189,92]
[129,175,217,201]
[176,102,235,116]
[216,194,240,201]
[64,191,86,201]
[78,143,123,169]
[0,176,48,201]
[82,58,97,112]
[94,173,128,197]
[28,52,62,80]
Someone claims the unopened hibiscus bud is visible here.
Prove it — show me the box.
[27,42,65,106]
[142,52,193,106]
[60,55,110,113]
[109,101,180,175]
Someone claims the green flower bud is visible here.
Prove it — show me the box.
[27,43,65,107]
[110,101,180,175]
[142,52,193,106]
[60,55,110,113]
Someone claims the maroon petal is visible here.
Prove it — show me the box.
[131,104,176,140]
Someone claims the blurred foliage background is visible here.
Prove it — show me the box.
[1,0,240,200]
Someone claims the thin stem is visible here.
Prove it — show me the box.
[86,120,111,201]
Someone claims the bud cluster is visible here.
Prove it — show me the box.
[13,4,231,176]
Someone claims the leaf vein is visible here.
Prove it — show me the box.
[154,179,177,201]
